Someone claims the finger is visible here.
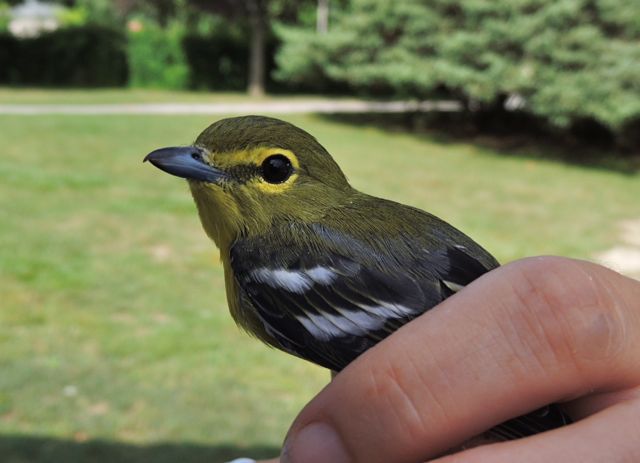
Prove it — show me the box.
[227,459,279,463]
[434,396,640,462]
[565,384,640,420]
[281,257,640,463]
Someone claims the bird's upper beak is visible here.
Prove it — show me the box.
[144,146,226,183]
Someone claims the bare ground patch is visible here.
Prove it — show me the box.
[595,218,640,280]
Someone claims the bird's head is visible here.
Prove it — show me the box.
[145,116,352,249]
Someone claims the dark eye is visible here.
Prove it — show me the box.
[261,154,293,184]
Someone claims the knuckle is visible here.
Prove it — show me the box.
[504,256,628,371]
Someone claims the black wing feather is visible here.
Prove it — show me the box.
[231,225,492,371]
[487,405,571,441]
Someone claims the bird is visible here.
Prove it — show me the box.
[144,115,569,443]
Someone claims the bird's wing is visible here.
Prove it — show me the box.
[231,224,570,438]
[230,224,494,371]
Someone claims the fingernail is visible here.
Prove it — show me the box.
[282,422,349,463]
[225,459,256,463]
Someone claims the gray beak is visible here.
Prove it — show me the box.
[144,146,226,183]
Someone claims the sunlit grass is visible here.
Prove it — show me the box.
[0,108,638,462]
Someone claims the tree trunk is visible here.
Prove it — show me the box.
[317,0,329,34]
[247,0,266,97]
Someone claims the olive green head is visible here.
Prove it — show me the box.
[145,116,353,249]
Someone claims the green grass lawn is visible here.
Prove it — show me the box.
[1,99,639,463]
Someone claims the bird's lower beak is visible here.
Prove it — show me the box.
[144,146,226,184]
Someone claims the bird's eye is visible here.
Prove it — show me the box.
[261,154,293,184]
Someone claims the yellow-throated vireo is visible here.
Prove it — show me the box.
[145,115,569,441]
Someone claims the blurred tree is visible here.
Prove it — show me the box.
[316,0,328,34]
[186,0,271,95]
[187,0,317,95]
[276,0,640,140]
[189,0,316,95]
[46,0,183,25]
[40,0,122,26]
[246,0,268,96]
[39,0,317,94]
[121,0,183,27]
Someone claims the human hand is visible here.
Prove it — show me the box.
[279,257,640,463]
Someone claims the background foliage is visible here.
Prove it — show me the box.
[0,0,638,143]
[276,0,640,146]
[128,18,188,89]
[0,26,127,87]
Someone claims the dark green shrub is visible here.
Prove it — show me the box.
[182,29,250,91]
[0,33,18,83]
[0,25,127,87]
[182,25,288,92]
